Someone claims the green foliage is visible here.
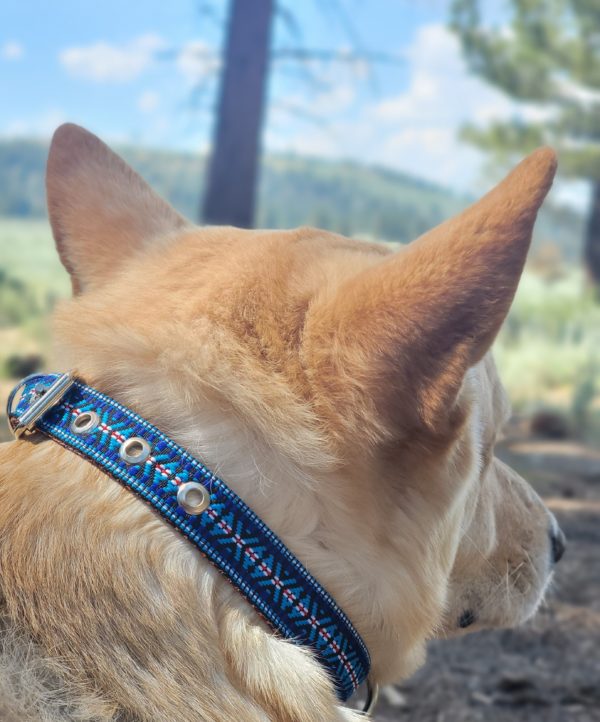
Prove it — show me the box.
[0,140,207,222]
[0,140,47,217]
[494,268,600,437]
[0,138,584,258]
[571,361,597,436]
[0,138,467,243]
[0,218,70,300]
[257,155,464,243]
[450,0,600,180]
[0,138,466,243]
[0,268,40,327]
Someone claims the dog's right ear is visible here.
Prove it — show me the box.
[46,124,189,294]
[304,148,557,446]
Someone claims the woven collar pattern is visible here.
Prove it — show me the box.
[12,374,370,701]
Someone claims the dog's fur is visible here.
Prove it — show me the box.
[0,125,559,721]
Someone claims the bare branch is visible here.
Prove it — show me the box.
[195,1,225,28]
[275,3,305,44]
[270,98,334,128]
[273,47,404,66]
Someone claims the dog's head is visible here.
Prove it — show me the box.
[46,124,562,684]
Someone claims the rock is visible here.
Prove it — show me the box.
[4,353,44,379]
[530,411,570,440]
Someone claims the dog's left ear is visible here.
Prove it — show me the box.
[46,124,189,293]
[305,148,557,443]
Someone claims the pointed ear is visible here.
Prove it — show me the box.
[305,148,557,442]
[46,124,189,293]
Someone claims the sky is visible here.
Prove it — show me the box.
[0,0,588,207]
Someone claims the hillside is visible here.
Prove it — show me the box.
[0,138,583,255]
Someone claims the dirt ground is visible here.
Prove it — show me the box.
[368,436,600,722]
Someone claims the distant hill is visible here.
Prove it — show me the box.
[0,138,583,258]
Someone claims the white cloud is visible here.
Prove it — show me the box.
[60,34,165,83]
[176,40,220,83]
[372,24,508,123]
[312,83,356,115]
[1,41,24,60]
[364,24,521,187]
[265,23,558,195]
[137,90,160,113]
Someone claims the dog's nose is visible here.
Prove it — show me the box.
[550,526,567,564]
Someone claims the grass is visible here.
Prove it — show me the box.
[495,269,600,441]
[0,218,69,300]
[1,217,598,440]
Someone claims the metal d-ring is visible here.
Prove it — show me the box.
[362,678,379,716]
[6,372,75,439]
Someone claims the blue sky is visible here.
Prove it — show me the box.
[0,0,587,206]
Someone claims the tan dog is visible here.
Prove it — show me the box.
[0,125,564,722]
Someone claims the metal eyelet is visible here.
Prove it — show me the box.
[119,437,151,465]
[70,411,100,435]
[177,482,210,515]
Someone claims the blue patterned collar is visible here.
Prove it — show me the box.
[7,372,377,711]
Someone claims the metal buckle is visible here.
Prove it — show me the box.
[361,678,379,716]
[6,371,76,439]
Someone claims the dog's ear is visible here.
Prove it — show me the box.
[46,123,189,293]
[305,148,557,442]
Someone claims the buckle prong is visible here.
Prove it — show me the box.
[6,372,76,439]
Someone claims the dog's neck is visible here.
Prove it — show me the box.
[1,430,373,721]
[54,362,456,681]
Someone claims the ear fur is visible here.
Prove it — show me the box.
[46,124,189,293]
[305,148,557,441]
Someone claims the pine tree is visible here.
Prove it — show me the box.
[450,0,600,286]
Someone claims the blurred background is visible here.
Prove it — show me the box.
[0,1,599,720]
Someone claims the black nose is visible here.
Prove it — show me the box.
[550,526,567,564]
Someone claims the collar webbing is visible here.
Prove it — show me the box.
[8,373,371,702]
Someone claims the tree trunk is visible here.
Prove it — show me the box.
[201,0,274,227]
[584,180,600,290]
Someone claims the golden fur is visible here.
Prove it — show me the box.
[0,125,560,721]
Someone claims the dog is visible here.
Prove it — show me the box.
[0,124,564,722]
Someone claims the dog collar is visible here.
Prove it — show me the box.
[7,372,377,710]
